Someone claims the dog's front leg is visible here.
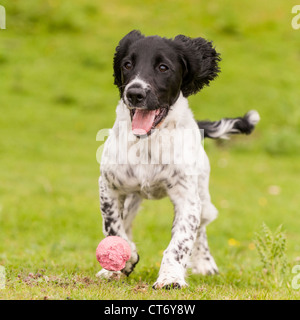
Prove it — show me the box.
[96,176,139,279]
[153,179,201,289]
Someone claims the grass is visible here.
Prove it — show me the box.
[1,0,300,300]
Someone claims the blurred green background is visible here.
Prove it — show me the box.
[0,0,300,299]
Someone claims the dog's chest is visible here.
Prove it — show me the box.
[102,164,170,199]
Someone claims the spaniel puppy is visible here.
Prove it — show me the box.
[96,30,259,289]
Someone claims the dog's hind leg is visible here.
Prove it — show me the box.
[189,172,219,275]
[189,225,218,275]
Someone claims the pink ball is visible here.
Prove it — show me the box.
[96,236,131,271]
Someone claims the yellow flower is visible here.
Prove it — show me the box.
[258,197,268,207]
[248,242,256,250]
[228,238,240,247]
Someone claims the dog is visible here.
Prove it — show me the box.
[96,30,260,289]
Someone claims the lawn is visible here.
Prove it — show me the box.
[0,0,300,300]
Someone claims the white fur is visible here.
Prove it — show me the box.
[123,76,151,107]
[246,110,260,125]
[98,93,219,288]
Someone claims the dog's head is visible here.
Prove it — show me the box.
[113,30,221,136]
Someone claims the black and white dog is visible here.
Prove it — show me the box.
[97,30,259,289]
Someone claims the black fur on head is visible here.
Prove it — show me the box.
[112,30,221,136]
[113,30,221,99]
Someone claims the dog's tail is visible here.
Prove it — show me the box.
[197,110,260,139]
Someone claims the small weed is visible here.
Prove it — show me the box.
[254,223,287,287]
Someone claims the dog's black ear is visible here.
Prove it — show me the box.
[113,30,145,94]
[174,35,221,97]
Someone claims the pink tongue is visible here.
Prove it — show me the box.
[132,109,157,135]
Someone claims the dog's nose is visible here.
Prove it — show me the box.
[126,87,146,106]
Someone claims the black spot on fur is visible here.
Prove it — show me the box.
[126,167,134,177]
[112,183,117,190]
[117,178,123,186]
[179,225,186,233]
[183,246,189,254]
[188,214,197,223]
[101,201,113,213]
[176,181,188,190]
[122,254,140,276]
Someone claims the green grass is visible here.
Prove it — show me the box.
[1,0,300,300]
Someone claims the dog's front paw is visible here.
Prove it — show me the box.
[153,275,187,290]
[96,269,125,281]
[122,252,140,276]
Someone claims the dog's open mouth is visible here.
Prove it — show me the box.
[130,108,169,136]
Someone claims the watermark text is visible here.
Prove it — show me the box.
[292,265,300,289]
[0,5,5,29]
[96,122,205,175]
[292,5,300,30]
[0,266,5,289]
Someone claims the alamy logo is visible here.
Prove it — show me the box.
[292,265,300,289]
[0,266,5,289]
[0,5,5,29]
[292,5,300,30]
[96,123,206,175]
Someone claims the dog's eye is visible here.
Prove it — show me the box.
[158,64,169,72]
[124,62,133,70]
